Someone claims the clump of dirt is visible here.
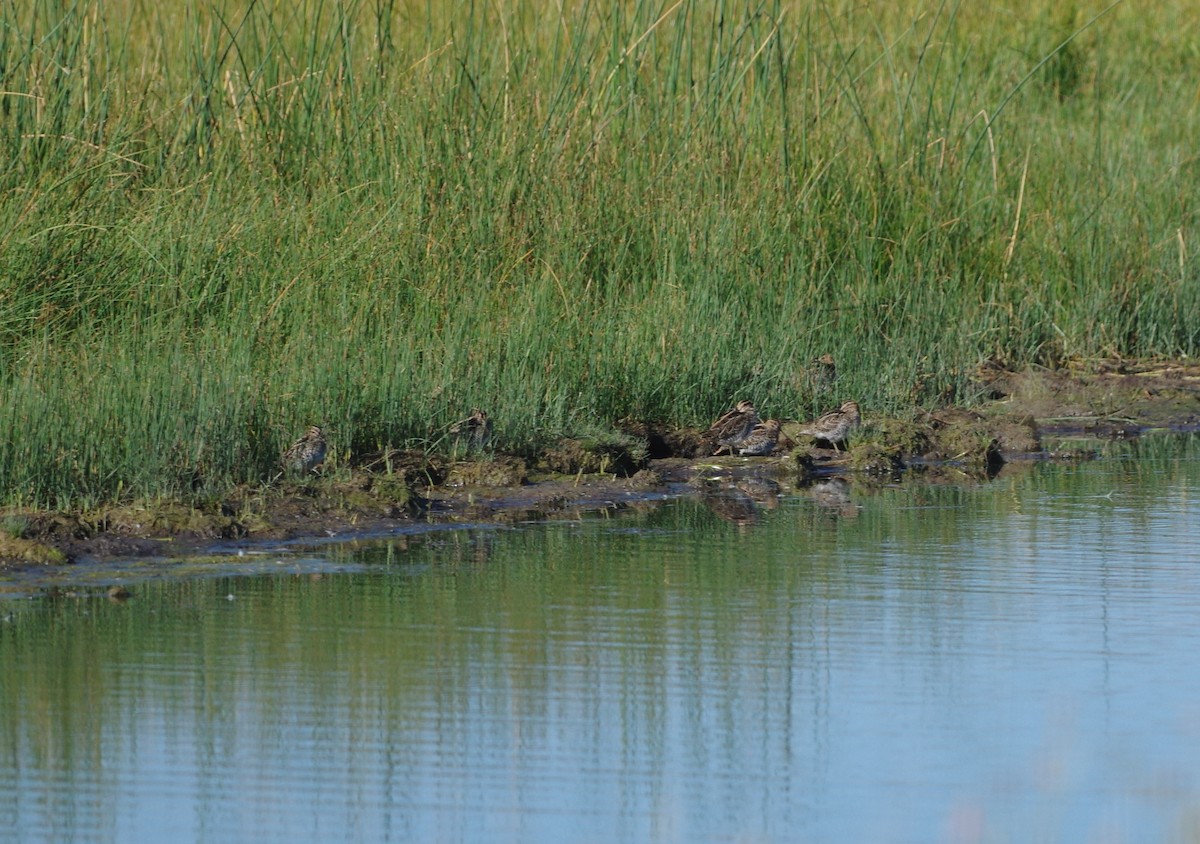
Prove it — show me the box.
[618,420,701,458]
[352,449,447,487]
[871,416,934,455]
[222,470,426,539]
[536,434,648,477]
[314,474,422,520]
[0,534,68,566]
[20,512,90,544]
[445,456,529,487]
[913,409,1008,475]
[848,442,906,477]
[92,501,244,539]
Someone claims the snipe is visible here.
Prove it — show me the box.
[796,400,860,451]
[737,418,783,456]
[449,408,493,449]
[282,425,327,475]
[706,400,759,456]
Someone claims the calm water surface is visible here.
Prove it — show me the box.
[4,437,1200,843]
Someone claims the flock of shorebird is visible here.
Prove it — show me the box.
[702,398,860,457]
[281,388,860,475]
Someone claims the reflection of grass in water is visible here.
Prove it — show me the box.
[2,0,1199,508]
[1039,431,1200,461]
[1127,433,1200,463]
[5,443,1200,790]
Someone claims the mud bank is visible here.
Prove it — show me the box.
[2,360,1198,568]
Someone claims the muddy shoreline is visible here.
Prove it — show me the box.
[3,361,1199,569]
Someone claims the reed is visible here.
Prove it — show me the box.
[1,0,1197,507]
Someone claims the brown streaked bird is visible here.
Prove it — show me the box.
[707,400,759,455]
[449,408,493,449]
[738,419,783,456]
[808,353,838,391]
[282,425,327,475]
[796,400,861,450]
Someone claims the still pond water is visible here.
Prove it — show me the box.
[4,436,1200,843]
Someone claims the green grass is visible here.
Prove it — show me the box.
[1,0,1198,508]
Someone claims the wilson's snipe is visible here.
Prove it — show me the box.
[282,425,327,475]
[809,354,837,391]
[738,419,783,456]
[449,408,493,449]
[707,400,759,455]
[796,400,860,450]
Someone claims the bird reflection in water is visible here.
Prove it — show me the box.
[802,477,861,519]
[700,478,782,526]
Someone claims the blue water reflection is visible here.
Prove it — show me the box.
[3,439,1200,842]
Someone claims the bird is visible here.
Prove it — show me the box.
[706,400,759,455]
[816,352,835,386]
[449,408,493,449]
[795,400,860,450]
[737,419,783,456]
[801,352,840,393]
[282,425,327,475]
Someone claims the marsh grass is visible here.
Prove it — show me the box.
[1,515,28,539]
[1,0,1198,507]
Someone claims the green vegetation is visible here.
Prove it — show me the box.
[1,514,28,539]
[1,0,1197,508]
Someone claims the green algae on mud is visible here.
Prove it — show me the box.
[0,533,67,566]
[2,362,1197,569]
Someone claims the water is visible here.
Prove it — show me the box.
[4,437,1200,843]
